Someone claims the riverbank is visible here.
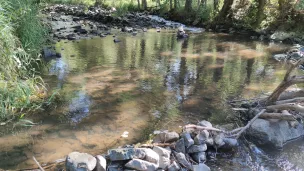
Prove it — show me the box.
[0,0,52,123]
[43,4,304,45]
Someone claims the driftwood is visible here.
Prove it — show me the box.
[267,103,304,114]
[33,156,45,171]
[259,112,296,121]
[276,97,304,105]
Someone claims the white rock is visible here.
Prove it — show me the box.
[96,155,106,171]
[125,159,158,171]
[66,152,97,171]
[153,146,171,169]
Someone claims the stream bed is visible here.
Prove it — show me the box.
[0,29,303,170]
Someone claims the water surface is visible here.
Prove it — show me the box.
[0,30,299,170]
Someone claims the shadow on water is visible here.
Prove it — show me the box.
[0,30,300,170]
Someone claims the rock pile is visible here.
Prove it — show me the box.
[273,44,304,62]
[65,120,238,171]
[43,4,179,29]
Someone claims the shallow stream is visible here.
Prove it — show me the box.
[0,29,303,170]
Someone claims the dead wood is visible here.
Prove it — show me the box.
[267,103,304,114]
[276,97,304,105]
[259,112,296,121]
[33,156,45,171]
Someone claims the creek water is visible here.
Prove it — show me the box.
[0,29,302,170]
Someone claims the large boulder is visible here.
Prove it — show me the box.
[246,119,304,148]
[66,152,97,171]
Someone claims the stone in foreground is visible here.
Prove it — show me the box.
[66,152,97,171]
[175,152,192,170]
[153,146,171,169]
[96,155,106,171]
[168,161,180,171]
[125,159,158,171]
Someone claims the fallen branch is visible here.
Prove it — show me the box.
[33,156,45,171]
[259,112,296,121]
[267,103,304,114]
[276,97,304,105]
[183,124,224,132]
[234,109,266,139]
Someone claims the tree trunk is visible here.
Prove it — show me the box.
[137,0,141,9]
[254,0,266,27]
[216,0,234,21]
[184,0,192,11]
[170,0,173,10]
[214,0,219,11]
[142,0,147,10]
[174,0,178,9]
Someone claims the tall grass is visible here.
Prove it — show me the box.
[0,0,49,121]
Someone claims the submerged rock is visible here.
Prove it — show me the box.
[246,119,304,148]
[66,152,97,171]
[193,163,210,171]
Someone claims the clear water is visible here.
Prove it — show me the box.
[0,30,300,170]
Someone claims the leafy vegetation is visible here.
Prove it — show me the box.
[0,0,50,122]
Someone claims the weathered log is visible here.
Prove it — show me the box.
[276,97,304,105]
[259,112,296,121]
[267,103,304,114]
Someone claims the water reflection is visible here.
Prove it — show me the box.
[68,91,91,124]
[49,58,68,88]
[0,31,293,169]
